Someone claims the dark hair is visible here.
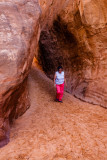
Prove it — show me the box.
[57,66,63,71]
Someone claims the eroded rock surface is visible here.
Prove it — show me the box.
[0,0,41,147]
[38,0,107,108]
[0,0,107,148]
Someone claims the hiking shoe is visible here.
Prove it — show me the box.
[56,99,59,102]
[59,100,63,103]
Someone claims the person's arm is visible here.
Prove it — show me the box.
[64,75,67,87]
[54,73,56,87]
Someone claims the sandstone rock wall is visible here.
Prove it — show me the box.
[38,0,107,107]
[0,0,41,147]
[0,0,107,148]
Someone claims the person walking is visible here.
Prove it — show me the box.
[54,66,67,103]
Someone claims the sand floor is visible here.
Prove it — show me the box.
[0,66,107,160]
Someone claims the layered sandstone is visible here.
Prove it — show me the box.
[0,0,107,148]
[38,0,107,108]
[0,0,41,147]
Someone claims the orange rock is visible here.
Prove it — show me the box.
[39,0,107,108]
[0,0,107,148]
[0,0,41,147]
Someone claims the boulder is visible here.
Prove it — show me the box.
[0,0,41,147]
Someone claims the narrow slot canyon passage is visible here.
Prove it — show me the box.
[0,64,107,160]
[0,0,107,159]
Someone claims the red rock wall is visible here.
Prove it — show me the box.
[0,0,41,147]
[38,0,107,108]
[0,0,107,147]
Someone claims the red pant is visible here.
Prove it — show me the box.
[56,83,64,101]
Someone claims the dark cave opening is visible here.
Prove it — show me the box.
[38,17,80,82]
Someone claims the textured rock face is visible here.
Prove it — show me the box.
[0,0,41,147]
[0,0,107,148]
[38,0,107,108]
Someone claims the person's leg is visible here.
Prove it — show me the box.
[59,83,64,101]
[56,84,61,100]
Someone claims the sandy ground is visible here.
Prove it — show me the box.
[0,66,107,160]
